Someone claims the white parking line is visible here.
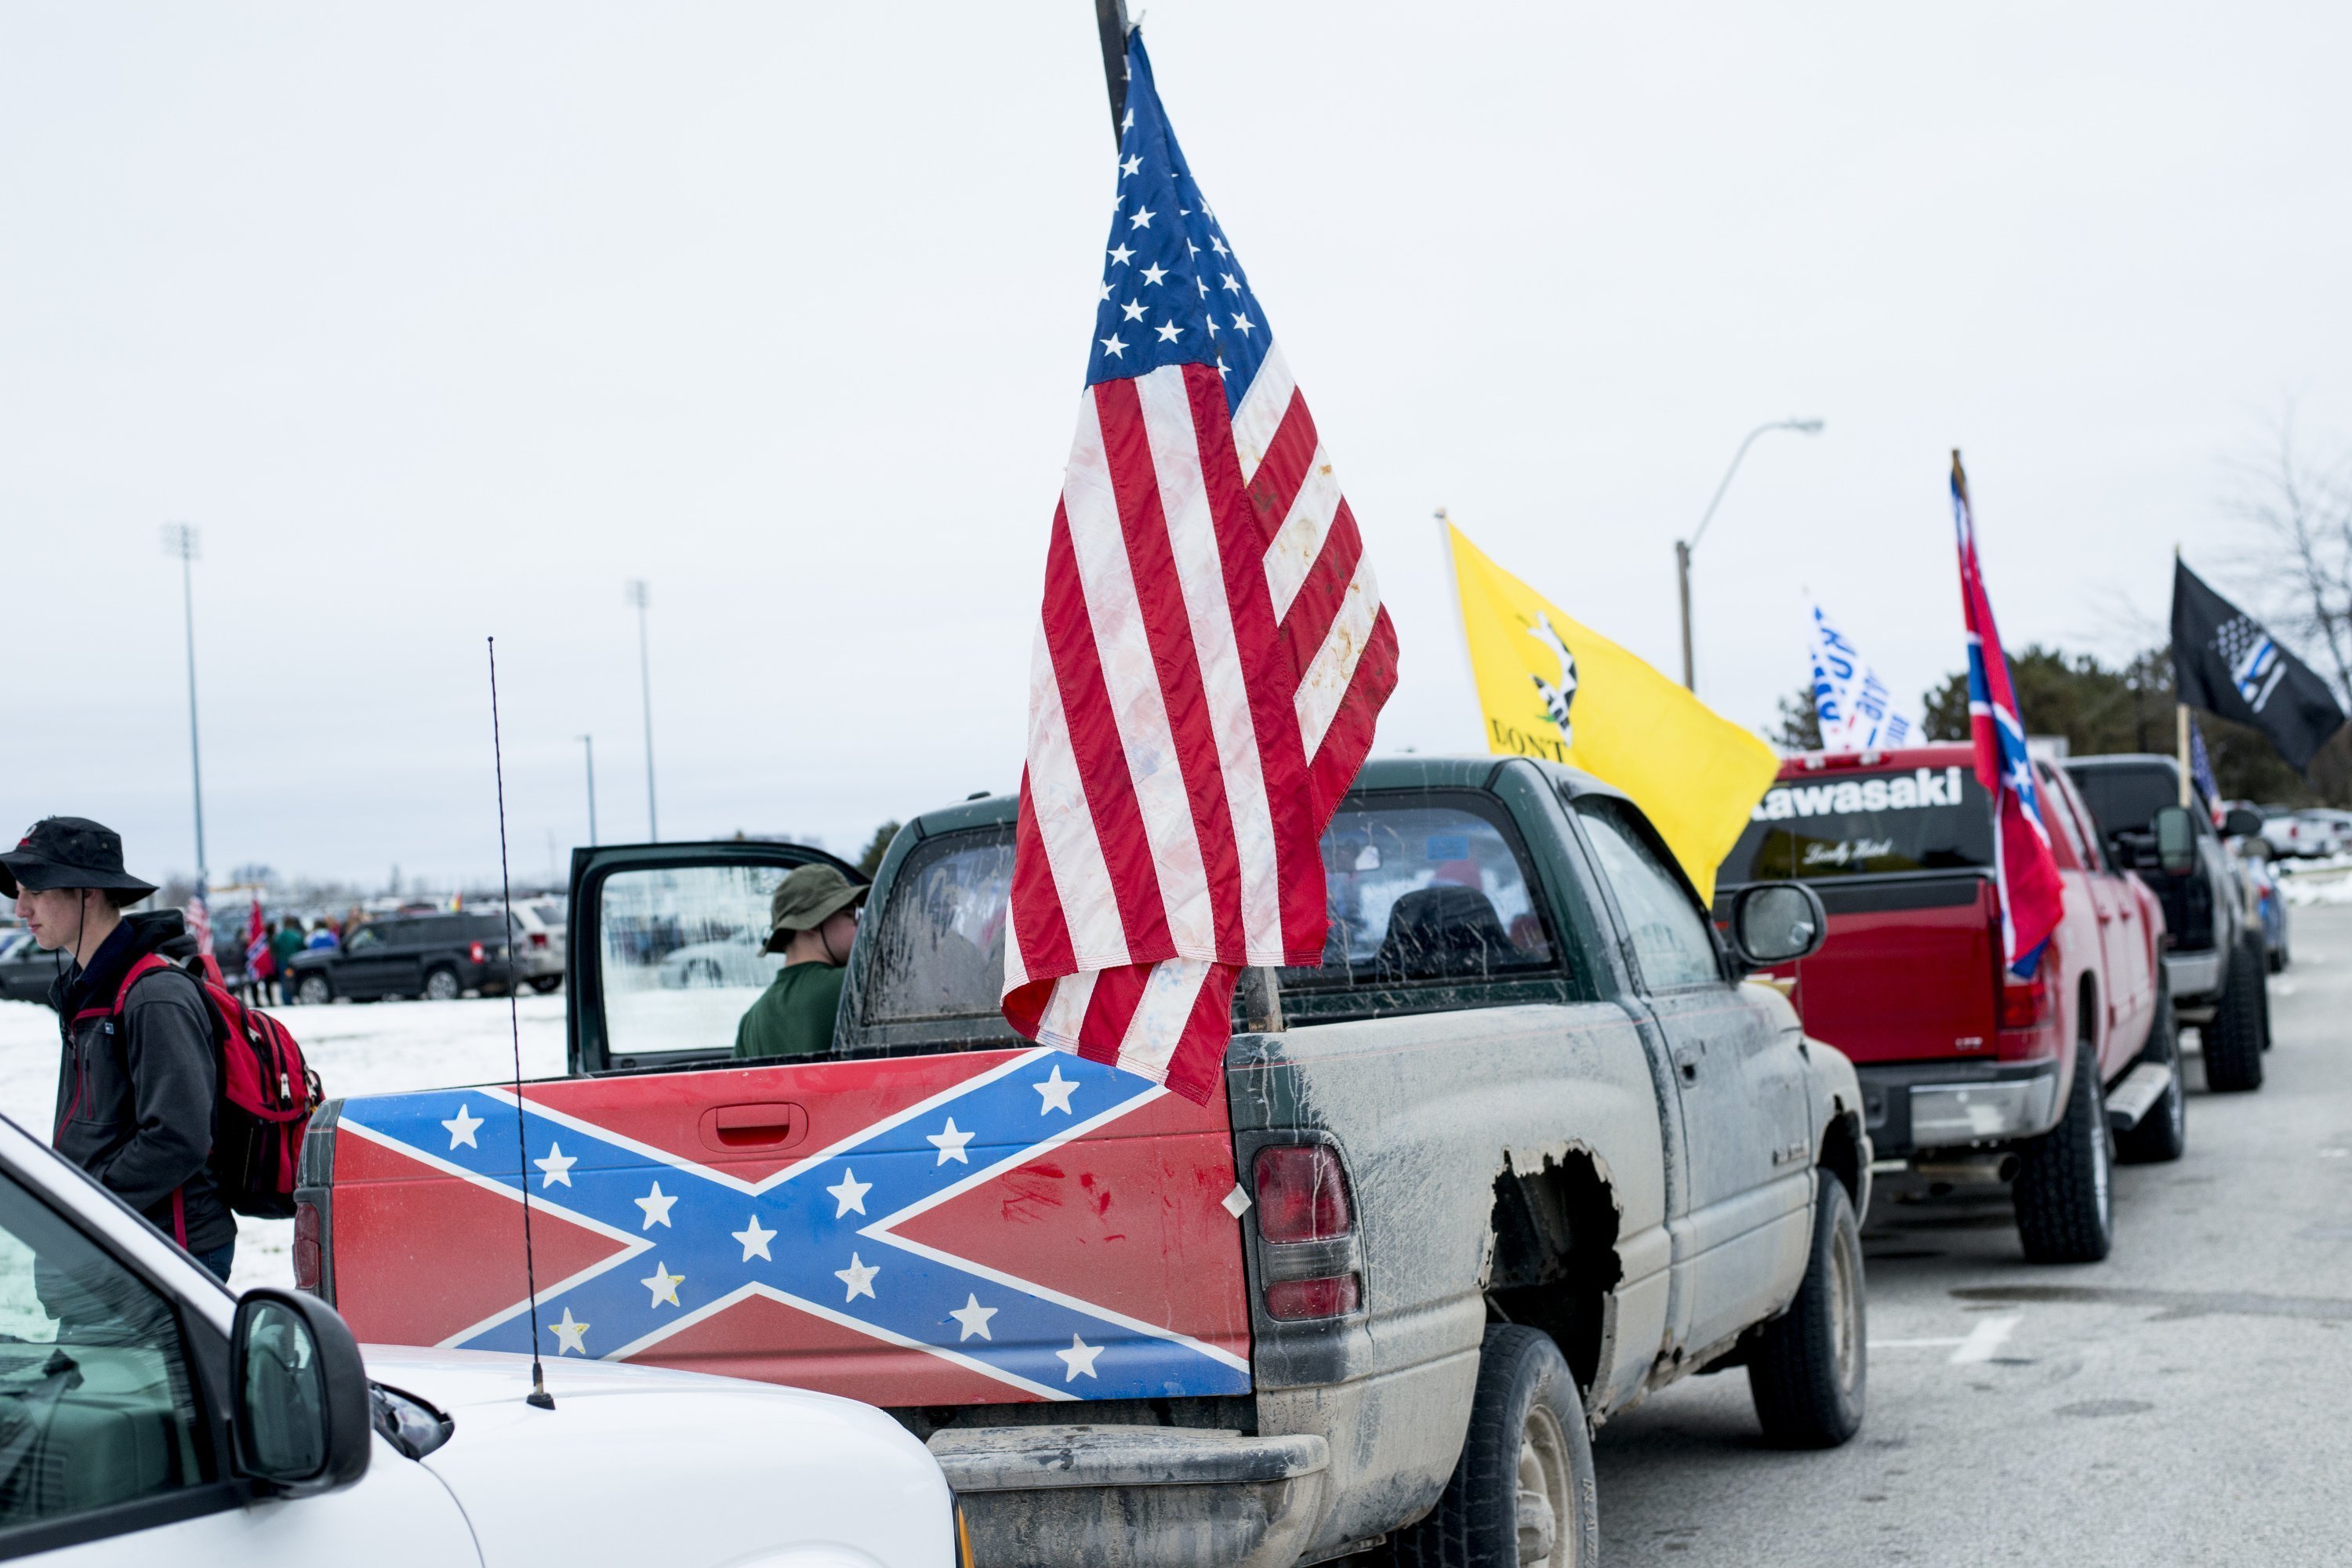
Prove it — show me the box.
[1869,1313,2020,1364]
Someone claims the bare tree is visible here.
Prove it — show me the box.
[2227,404,2352,705]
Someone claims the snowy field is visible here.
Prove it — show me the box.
[0,993,568,1291]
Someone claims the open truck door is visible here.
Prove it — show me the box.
[309,832,1253,1409]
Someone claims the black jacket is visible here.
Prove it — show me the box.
[47,911,234,1254]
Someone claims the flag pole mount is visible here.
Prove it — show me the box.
[1094,0,1132,143]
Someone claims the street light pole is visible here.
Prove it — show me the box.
[1676,418,1824,691]
[161,524,208,895]
[578,735,598,847]
[627,580,657,841]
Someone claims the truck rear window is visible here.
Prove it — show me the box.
[1723,764,1992,883]
[2063,763,2176,838]
[858,797,1561,1026]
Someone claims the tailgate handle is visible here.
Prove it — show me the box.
[699,1102,810,1152]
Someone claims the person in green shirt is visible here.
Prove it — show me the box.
[734,864,868,1061]
[269,917,307,1006]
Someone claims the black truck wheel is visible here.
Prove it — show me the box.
[1390,1325,1597,1568]
[2115,972,2186,1165]
[2202,937,2266,1092]
[423,966,463,1003]
[2012,1044,2114,1264]
[1748,1170,1867,1448]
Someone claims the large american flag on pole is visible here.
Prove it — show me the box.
[1001,31,1398,1103]
[1951,452,2063,977]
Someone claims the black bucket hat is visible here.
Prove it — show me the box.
[0,818,159,906]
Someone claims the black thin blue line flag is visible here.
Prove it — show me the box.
[2170,559,2346,775]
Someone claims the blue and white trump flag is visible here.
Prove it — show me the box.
[1806,601,1917,753]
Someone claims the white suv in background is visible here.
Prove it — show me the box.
[0,1113,957,1566]
[492,898,568,993]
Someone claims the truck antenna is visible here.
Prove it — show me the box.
[488,637,555,1411]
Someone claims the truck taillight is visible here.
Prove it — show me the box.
[470,940,487,963]
[1998,962,2051,1029]
[1254,1144,1353,1243]
[293,1200,321,1292]
[1265,1275,1362,1319]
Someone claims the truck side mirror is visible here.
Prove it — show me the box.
[230,1288,372,1497]
[2152,806,2198,875]
[1728,882,1828,969]
[2222,808,2265,841]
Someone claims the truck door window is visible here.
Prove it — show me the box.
[1283,799,1559,988]
[863,832,1015,1022]
[0,1167,212,1533]
[600,863,793,1061]
[1573,798,1721,990]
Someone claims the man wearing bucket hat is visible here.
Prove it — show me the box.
[733,863,867,1061]
[2,817,237,1280]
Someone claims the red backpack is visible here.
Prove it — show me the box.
[108,955,324,1219]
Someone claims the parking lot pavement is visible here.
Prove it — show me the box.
[1595,905,2352,1566]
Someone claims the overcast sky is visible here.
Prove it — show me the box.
[6,2,2349,891]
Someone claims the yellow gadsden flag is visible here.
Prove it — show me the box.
[1446,521,1777,902]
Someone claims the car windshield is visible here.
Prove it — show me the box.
[1723,763,1993,883]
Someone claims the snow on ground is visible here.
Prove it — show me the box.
[0,993,568,1292]
[2279,865,2352,906]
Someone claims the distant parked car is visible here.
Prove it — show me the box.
[2259,807,2346,859]
[657,931,773,989]
[2238,848,2292,971]
[491,898,567,993]
[286,912,518,1004]
[0,927,61,1004]
[2292,808,2352,857]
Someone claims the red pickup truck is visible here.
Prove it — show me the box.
[1719,743,2181,1262]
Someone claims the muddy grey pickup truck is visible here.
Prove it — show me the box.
[303,757,1870,1567]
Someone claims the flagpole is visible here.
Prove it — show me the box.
[1093,0,1131,142]
[2176,703,2192,809]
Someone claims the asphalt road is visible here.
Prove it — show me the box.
[1594,904,2352,1566]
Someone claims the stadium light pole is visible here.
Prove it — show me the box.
[577,735,598,847]
[627,580,657,841]
[161,524,209,900]
[1678,418,1824,691]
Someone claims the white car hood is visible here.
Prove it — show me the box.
[365,1346,953,1568]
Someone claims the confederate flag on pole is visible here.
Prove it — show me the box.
[1951,452,2063,977]
[1001,31,1399,1103]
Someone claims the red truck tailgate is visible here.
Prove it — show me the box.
[1788,877,2001,1064]
[325,1047,1253,1406]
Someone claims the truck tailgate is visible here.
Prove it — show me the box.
[325,1047,1252,1406]
[1791,875,2000,1063]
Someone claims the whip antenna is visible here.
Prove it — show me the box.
[488,637,555,1411]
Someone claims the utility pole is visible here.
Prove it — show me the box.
[627,580,658,841]
[161,524,209,899]
[578,735,598,846]
[1094,0,1132,140]
[1676,418,1824,691]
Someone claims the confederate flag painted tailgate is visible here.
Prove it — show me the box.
[326,1046,1252,1406]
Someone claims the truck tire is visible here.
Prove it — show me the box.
[2202,938,2266,1092]
[295,973,334,1007]
[2011,1044,2114,1264]
[1747,1170,1867,1449]
[2114,973,2186,1165]
[1389,1325,1597,1568]
[423,966,463,1003]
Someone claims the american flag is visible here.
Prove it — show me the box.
[1951,452,2063,977]
[1001,32,1398,1102]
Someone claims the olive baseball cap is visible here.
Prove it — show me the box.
[0,817,158,905]
[764,865,868,952]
